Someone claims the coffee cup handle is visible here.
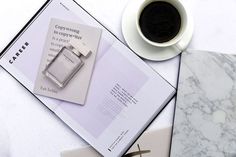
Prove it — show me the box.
[174,41,184,52]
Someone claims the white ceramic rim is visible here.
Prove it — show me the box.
[136,0,188,47]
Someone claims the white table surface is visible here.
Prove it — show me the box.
[0,0,236,156]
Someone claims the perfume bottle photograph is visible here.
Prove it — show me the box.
[33,18,101,105]
[43,40,92,88]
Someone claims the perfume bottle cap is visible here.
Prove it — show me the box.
[69,40,92,58]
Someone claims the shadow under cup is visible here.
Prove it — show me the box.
[137,0,188,47]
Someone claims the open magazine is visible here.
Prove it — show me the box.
[0,0,175,156]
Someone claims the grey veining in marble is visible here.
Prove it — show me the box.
[170,50,236,157]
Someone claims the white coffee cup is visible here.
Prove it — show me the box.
[136,0,188,50]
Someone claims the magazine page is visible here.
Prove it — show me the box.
[55,40,175,156]
[0,0,175,156]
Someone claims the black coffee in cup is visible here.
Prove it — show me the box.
[139,1,181,43]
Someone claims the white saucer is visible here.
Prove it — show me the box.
[122,0,194,61]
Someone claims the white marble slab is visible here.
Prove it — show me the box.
[170,50,236,157]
